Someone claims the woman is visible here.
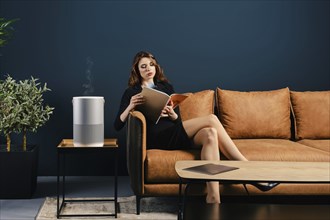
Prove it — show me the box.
[114,51,277,203]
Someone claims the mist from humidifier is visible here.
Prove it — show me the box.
[83,56,94,95]
[73,57,104,147]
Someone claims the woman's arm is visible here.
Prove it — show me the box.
[119,93,144,122]
[161,100,178,121]
[114,87,143,131]
[158,81,180,121]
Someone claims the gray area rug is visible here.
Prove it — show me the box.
[36,196,177,219]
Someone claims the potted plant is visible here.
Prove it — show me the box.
[0,75,54,198]
[1,17,54,198]
[0,75,21,151]
[0,17,19,48]
[16,76,54,150]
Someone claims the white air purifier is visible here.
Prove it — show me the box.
[73,96,104,147]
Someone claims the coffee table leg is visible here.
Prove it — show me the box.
[178,178,183,220]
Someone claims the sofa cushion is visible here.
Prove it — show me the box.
[290,91,330,139]
[145,149,200,183]
[233,139,330,162]
[216,87,291,139]
[297,139,330,153]
[179,90,214,121]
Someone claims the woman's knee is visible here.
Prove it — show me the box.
[194,127,217,144]
[203,127,218,144]
[206,114,220,127]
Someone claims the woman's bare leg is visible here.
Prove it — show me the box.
[193,127,220,203]
[183,114,248,161]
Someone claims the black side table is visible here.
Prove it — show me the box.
[57,139,118,218]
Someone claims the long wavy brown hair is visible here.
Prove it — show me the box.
[128,51,168,87]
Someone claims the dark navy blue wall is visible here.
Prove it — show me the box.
[1,0,329,176]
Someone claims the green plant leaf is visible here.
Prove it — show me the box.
[0,75,54,143]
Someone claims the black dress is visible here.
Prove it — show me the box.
[114,81,192,150]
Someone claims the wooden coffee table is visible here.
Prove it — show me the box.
[175,160,330,220]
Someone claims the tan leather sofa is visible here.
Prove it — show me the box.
[126,87,330,214]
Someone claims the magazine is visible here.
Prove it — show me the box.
[183,163,239,175]
[136,87,189,124]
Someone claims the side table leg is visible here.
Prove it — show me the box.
[62,154,66,203]
[57,151,60,218]
[114,149,118,218]
[57,151,66,219]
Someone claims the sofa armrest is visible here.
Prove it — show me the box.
[126,110,147,195]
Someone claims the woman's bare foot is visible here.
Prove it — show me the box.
[206,194,221,203]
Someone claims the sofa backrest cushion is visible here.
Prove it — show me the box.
[216,87,291,139]
[179,90,214,121]
[290,91,330,139]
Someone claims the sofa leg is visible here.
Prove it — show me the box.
[136,195,141,215]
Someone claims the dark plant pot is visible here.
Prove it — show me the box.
[0,145,38,199]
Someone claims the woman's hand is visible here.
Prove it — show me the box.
[128,93,144,111]
[161,100,178,121]
[120,93,144,123]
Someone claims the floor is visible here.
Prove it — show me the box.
[183,200,330,220]
[1,176,329,220]
[0,176,133,220]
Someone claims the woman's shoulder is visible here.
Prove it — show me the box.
[156,81,175,93]
[156,80,174,89]
[122,85,141,97]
